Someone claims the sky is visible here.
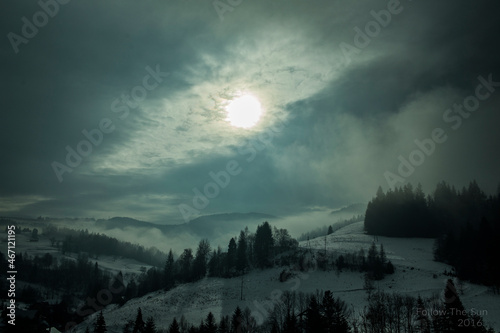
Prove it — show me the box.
[1,0,500,224]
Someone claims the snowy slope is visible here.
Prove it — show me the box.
[71,222,500,332]
[9,233,151,277]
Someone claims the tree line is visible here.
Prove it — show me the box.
[365,181,499,237]
[0,251,122,298]
[49,227,167,267]
[88,279,495,333]
[128,222,299,299]
[297,214,364,242]
[365,180,500,288]
[126,223,396,302]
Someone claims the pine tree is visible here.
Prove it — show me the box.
[305,295,324,333]
[415,296,431,333]
[164,249,175,290]
[169,318,180,333]
[208,249,220,277]
[367,242,385,279]
[122,319,135,333]
[379,244,387,265]
[236,231,248,273]
[125,278,138,300]
[218,315,230,333]
[231,306,243,333]
[363,273,375,295]
[376,185,385,200]
[178,248,193,282]
[385,260,395,274]
[179,315,190,333]
[367,242,378,270]
[198,318,204,332]
[227,238,237,274]
[94,311,107,333]
[322,290,350,333]
[442,279,467,332]
[254,221,274,268]
[358,248,366,271]
[133,307,145,333]
[204,312,217,333]
[327,225,333,235]
[192,239,211,281]
[144,317,157,333]
[283,312,300,333]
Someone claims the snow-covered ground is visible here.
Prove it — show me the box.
[69,221,500,332]
[4,232,151,277]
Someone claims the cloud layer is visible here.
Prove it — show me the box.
[1,0,499,223]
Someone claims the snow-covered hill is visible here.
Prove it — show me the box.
[72,222,500,332]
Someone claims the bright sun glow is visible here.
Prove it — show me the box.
[225,94,263,128]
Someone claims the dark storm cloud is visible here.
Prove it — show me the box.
[267,0,500,199]
[1,1,208,190]
[1,0,499,222]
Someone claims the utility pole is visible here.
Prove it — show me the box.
[240,276,244,300]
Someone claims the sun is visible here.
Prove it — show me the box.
[225,94,263,128]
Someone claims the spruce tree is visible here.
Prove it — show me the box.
[327,225,333,235]
[385,260,395,274]
[367,242,378,270]
[164,249,175,290]
[322,290,350,333]
[218,315,230,333]
[169,318,180,333]
[192,239,211,281]
[283,312,300,333]
[178,249,193,282]
[227,238,237,274]
[305,295,324,333]
[236,231,248,273]
[379,244,387,265]
[133,307,145,333]
[94,311,107,333]
[442,279,467,332]
[231,306,243,333]
[254,221,274,268]
[208,249,219,277]
[122,319,135,333]
[144,317,157,333]
[204,312,217,333]
[415,296,431,333]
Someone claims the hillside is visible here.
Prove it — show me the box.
[71,222,500,332]
[330,203,367,216]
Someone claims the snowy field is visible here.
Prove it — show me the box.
[2,232,151,277]
[69,221,500,332]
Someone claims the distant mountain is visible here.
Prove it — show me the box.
[95,212,278,244]
[188,212,277,225]
[96,216,163,229]
[185,212,277,238]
